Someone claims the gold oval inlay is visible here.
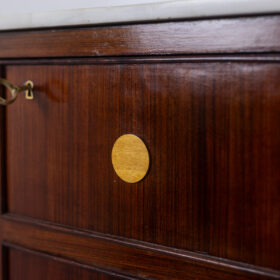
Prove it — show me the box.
[111,134,149,183]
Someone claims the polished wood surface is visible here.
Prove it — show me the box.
[4,61,280,271]
[0,15,280,58]
[0,15,280,280]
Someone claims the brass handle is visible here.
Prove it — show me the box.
[0,78,34,106]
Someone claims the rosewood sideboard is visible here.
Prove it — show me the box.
[0,14,279,280]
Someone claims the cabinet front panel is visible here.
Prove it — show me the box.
[5,62,280,270]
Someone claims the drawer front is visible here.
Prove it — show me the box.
[4,62,280,270]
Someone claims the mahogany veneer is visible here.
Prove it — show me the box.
[0,15,280,280]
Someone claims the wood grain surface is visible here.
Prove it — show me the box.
[0,15,279,58]
[3,60,280,272]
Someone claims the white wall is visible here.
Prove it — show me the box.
[0,0,168,14]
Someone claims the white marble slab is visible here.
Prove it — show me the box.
[0,0,280,30]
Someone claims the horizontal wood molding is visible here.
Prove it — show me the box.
[0,15,280,59]
[1,214,279,280]
[1,55,280,67]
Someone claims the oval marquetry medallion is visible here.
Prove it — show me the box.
[111,134,149,183]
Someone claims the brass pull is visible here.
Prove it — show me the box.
[0,78,34,106]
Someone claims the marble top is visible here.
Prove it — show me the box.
[0,0,280,30]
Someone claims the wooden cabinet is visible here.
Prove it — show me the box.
[0,15,280,280]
